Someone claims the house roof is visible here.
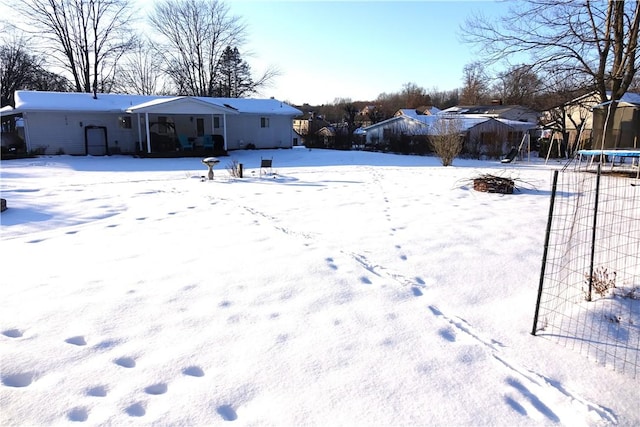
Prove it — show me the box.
[362,112,537,136]
[439,104,535,115]
[593,92,640,108]
[10,91,302,116]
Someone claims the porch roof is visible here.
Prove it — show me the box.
[126,96,239,115]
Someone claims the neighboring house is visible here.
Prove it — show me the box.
[0,91,302,155]
[392,107,441,120]
[540,91,602,150]
[292,112,330,136]
[540,91,640,150]
[591,92,640,149]
[316,124,351,147]
[361,109,537,158]
[440,104,540,123]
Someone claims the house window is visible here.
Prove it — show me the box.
[196,118,205,136]
[214,116,220,129]
[261,117,270,128]
[118,116,132,129]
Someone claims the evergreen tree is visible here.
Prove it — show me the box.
[214,46,254,98]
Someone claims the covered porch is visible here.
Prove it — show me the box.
[126,97,239,157]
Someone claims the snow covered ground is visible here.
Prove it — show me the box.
[1,148,638,426]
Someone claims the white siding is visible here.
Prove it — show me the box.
[23,110,295,154]
[24,112,139,155]
[225,115,294,150]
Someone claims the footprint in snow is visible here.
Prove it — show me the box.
[428,305,443,316]
[2,329,23,338]
[114,357,136,368]
[87,385,108,397]
[217,404,238,421]
[411,287,423,297]
[145,383,168,395]
[68,407,89,422]
[126,402,146,417]
[183,366,205,377]
[438,327,457,342]
[65,336,87,346]
[2,372,35,388]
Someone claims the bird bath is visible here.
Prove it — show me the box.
[202,157,220,180]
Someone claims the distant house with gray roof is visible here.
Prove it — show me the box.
[360,106,537,158]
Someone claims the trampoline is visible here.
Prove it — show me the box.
[576,149,640,177]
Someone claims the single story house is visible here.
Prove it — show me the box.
[0,91,302,155]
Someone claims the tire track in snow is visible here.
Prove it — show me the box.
[427,305,618,425]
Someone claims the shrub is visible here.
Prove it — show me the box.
[226,160,242,178]
[584,266,616,301]
[429,118,463,166]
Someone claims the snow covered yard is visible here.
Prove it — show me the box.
[1,148,638,426]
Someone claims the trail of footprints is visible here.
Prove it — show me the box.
[1,329,237,423]
[26,206,199,244]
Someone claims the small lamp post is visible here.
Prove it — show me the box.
[202,157,220,180]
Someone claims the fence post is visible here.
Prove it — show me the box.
[587,164,602,302]
[531,170,559,335]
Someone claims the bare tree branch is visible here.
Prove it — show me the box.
[15,0,137,95]
[149,0,246,97]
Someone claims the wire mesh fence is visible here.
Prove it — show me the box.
[532,166,640,378]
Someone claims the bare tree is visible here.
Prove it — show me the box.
[113,38,168,95]
[400,82,432,108]
[429,118,464,166]
[460,61,489,105]
[15,0,137,97]
[492,64,542,108]
[149,0,246,97]
[1,35,70,107]
[428,87,459,110]
[374,82,432,117]
[463,0,640,139]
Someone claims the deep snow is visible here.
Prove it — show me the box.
[1,148,638,426]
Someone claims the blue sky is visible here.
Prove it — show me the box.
[1,0,511,106]
[229,1,511,105]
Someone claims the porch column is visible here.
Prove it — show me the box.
[223,113,228,151]
[137,113,142,152]
[145,112,151,153]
